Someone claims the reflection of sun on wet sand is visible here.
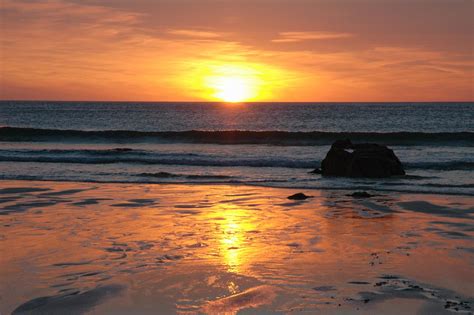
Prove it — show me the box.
[214,204,257,274]
[0,180,473,314]
[203,285,278,315]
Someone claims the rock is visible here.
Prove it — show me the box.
[309,168,322,174]
[332,138,353,148]
[287,193,312,200]
[316,140,405,178]
[348,191,373,198]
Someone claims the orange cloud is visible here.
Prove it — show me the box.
[272,31,353,43]
[167,29,226,39]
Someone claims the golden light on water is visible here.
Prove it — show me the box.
[214,204,255,273]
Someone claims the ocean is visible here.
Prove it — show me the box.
[1,101,473,195]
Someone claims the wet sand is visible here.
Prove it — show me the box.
[0,180,473,314]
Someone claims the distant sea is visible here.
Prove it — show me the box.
[1,101,473,195]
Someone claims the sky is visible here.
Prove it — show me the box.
[0,0,473,102]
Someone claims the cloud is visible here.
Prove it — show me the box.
[167,29,226,39]
[272,31,353,43]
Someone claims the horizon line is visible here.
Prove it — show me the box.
[1,99,473,104]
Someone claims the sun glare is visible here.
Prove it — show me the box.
[182,60,289,102]
[203,64,262,103]
[213,77,252,103]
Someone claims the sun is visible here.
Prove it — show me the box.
[203,64,262,102]
[183,61,288,102]
[213,77,253,103]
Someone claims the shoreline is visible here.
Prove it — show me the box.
[1,178,473,198]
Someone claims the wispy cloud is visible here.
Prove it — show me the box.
[272,31,353,43]
[167,29,225,39]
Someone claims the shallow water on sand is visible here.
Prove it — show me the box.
[0,181,473,314]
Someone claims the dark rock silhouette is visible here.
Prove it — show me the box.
[348,191,374,198]
[309,168,322,174]
[316,139,405,178]
[287,193,312,200]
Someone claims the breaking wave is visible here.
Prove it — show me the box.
[0,148,472,170]
[1,127,472,146]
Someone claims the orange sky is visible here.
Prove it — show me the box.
[0,0,473,102]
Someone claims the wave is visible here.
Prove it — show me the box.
[425,183,474,188]
[405,161,474,171]
[137,172,234,180]
[0,154,317,168]
[1,127,473,146]
[0,151,472,171]
[0,148,472,170]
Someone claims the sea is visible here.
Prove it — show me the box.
[0,101,473,196]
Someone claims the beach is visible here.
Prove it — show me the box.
[1,180,473,314]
